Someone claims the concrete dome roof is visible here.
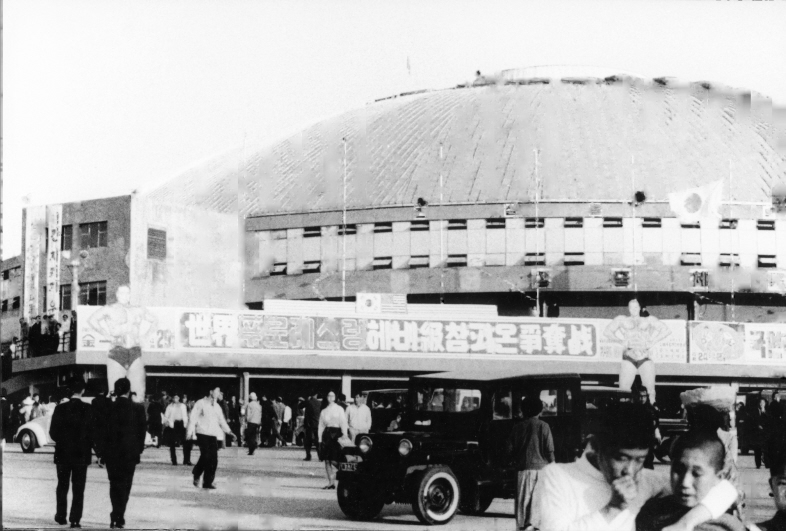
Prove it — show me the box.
[146,70,785,217]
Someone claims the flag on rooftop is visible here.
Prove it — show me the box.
[668,180,724,224]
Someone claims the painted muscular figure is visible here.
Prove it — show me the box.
[603,299,671,402]
[87,286,157,401]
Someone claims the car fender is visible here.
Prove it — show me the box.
[15,416,51,447]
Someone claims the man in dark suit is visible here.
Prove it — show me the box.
[100,377,146,529]
[303,392,321,461]
[90,384,111,468]
[1,388,11,443]
[50,378,93,528]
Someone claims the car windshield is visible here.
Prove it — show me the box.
[414,387,481,412]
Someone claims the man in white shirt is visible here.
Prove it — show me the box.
[245,393,262,455]
[164,394,188,465]
[186,387,235,489]
[282,400,293,444]
[533,403,737,531]
[346,392,372,442]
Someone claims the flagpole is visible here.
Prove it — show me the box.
[535,148,541,317]
[439,143,445,305]
[342,138,347,303]
[631,154,638,293]
[729,158,735,322]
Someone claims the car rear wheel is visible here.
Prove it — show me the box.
[411,466,460,525]
[337,481,384,520]
[19,430,37,453]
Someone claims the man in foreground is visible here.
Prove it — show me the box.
[752,427,786,531]
[533,403,737,531]
[187,387,235,489]
[636,429,745,531]
[50,379,93,528]
[101,378,147,529]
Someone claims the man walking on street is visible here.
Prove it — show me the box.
[164,394,188,465]
[346,392,372,442]
[187,387,235,489]
[100,377,147,529]
[50,378,93,529]
[182,394,194,465]
[303,392,321,461]
[245,392,262,455]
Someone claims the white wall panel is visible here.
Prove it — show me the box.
[468,228,485,255]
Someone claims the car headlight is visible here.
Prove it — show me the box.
[359,436,373,453]
[398,439,412,456]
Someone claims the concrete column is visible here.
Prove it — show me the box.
[242,372,250,403]
[341,373,352,399]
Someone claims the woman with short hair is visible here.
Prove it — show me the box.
[318,390,348,489]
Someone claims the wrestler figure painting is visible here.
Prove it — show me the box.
[603,299,671,402]
[87,285,157,401]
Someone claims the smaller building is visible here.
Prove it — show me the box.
[1,255,23,344]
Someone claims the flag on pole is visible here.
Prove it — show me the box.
[356,293,408,314]
[668,180,724,224]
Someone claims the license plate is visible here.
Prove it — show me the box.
[340,462,357,472]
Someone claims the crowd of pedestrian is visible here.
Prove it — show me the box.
[9,313,77,360]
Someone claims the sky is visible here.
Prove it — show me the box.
[3,0,786,259]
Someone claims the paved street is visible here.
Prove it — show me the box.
[2,443,778,530]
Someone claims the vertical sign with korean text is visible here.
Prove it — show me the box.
[45,204,63,315]
[23,206,47,320]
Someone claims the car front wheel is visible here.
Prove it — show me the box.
[19,430,37,453]
[337,481,384,521]
[411,466,460,525]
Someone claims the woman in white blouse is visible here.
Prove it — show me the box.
[318,390,348,489]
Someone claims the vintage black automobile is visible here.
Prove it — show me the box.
[336,370,582,525]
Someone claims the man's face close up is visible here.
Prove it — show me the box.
[598,447,649,485]
[634,391,649,405]
[670,448,721,508]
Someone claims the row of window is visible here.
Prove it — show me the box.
[266,252,780,276]
[58,221,108,251]
[2,267,21,281]
[288,217,769,237]
[1,297,21,312]
[59,281,107,309]
[0,282,107,314]
[54,224,166,258]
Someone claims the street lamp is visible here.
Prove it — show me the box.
[67,250,89,310]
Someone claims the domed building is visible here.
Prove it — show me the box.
[149,66,785,316]
[11,67,786,414]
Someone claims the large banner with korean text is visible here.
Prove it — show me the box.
[690,321,786,365]
[23,206,47,320]
[76,305,688,363]
[45,204,63,315]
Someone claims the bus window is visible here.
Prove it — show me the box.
[540,389,558,416]
[493,388,512,420]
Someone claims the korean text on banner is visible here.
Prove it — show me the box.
[45,205,63,315]
[23,206,47,321]
[76,305,690,364]
[691,321,786,365]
